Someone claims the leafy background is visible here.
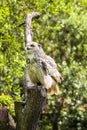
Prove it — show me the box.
[0,0,87,130]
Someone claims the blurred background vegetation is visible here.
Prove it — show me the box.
[0,0,87,130]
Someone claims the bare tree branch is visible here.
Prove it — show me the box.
[25,12,40,44]
[15,12,46,130]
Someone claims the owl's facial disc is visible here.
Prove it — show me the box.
[27,44,35,50]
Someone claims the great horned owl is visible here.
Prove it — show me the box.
[26,42,62,95]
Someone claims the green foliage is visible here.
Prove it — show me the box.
[0,0,87,129]
[0,93,14,115]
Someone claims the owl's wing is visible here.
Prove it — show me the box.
[45,55,57,68]
[40,55,62,83]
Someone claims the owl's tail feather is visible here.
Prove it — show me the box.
[47,85,60,95]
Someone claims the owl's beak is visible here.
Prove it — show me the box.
[27,46,31,50]
[25,46,31,51]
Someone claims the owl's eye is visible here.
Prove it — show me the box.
[38,44,42,48]
[30,44,35,47]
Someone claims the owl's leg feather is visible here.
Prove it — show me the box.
[47,85,60,95]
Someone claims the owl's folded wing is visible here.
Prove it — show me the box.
[40,56,62,83]
[45,55,57,68]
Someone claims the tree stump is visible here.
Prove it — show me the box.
[15,12,47,130]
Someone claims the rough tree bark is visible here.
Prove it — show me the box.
[15,12,47,130]
[0,105,16,130]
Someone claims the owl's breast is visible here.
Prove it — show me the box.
[28,61,45,85]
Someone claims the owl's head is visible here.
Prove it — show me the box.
[26,42,44,55]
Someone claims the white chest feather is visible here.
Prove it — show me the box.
[28,53,34,61]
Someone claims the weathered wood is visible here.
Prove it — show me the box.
[0,106,16,130]
[24,12,40,44]
[15,87,46,130]
[15,12,47,130]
